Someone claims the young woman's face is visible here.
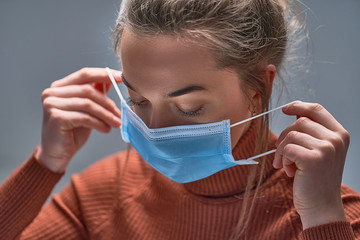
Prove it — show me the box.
[120,28,256,149]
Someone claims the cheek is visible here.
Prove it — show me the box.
[225,93,252,148]
[230,122,251,149]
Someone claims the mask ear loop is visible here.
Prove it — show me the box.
[105,67,124,103]
[231,100,301,164]
[106,67,130,140]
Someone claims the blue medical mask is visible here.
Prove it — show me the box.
[106,68,298,183]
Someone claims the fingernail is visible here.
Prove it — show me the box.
[113,116,121,127]
[115,108,121,117]
[273,154,278,168]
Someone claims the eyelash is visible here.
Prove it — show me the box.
[127,98,203,117]
[177,106,204,117]
[127,98,146,107]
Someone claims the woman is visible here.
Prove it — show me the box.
[1,0,359,239]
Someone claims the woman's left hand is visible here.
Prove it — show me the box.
[273,101,350,229]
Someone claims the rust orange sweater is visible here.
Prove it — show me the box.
[1,124,360,239]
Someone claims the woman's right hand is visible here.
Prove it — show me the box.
[35,68,122,173]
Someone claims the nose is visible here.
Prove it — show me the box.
[147,106,174,129]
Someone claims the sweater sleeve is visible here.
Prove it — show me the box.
[301,221,355,240]
[300,185,360,240]
[0,147,87,239]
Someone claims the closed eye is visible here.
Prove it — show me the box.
[176,106,204,117]
[126,98,148,107]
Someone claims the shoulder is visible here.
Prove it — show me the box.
[57,148,156,213]
[53,149,155,223]
[49,148,156,233]
[72,148,155,194]
[341,184,360,196]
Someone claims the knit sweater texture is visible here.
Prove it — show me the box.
[1,123,360,239]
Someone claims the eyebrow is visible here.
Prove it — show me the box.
[166,85,205,98]
[121,73,206,98]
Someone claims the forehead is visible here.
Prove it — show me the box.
[121,29,217,72]
[119,29,240,94]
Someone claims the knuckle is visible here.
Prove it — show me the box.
[106,98,116,107]
[326,130,350,151]
[48,109,63,123]
[78,67,90,78]
[328,133,343,148]
[286,131,299,141]
[320,140,336,155]
[79,114,94,125]
[312,150,324,162]
[285,101,297,111]
[310,103,324,112]
[107,99,118,111]
[42,97,55,110]
[282,144,292,156]
[41,88,52,101]
[80,114,92,124]
[341,129,350,146]
[80,98,92,108]
[50,81,59,88]
[296,116,310,125]
[82,84,94,95]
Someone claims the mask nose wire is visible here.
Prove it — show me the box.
[105,67,124,103]
[232,100,301,164]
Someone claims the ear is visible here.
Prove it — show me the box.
[248,64,276,114]
[264,64,276,97]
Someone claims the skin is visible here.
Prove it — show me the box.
[36,28,350,230]
[119,29,258,148]
[274,102,349,228]
[36,68,122,173]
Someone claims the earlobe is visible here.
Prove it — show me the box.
[247,90,260,115]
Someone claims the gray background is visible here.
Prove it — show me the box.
[1,0,359,197]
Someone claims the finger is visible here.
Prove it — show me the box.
[281,143,314,176]
[276,116,334,147]
[274,131,316,169]
[277,131,317,155]
[93,82,112,94]
[43,96,121,128]
[277,132,329,173]
[282,155,297,177]
[42,85,121,117]
[51,67,122,88]
[50,108,112,133]
[282,101,341,132]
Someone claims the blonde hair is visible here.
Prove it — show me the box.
[112,0,305,238]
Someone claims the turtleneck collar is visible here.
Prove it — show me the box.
[182,120,278,197]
